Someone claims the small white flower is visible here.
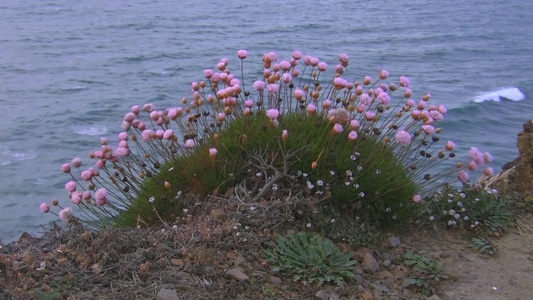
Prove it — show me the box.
[236,232,241,236]
[297,210,303,215]
[245,226,249,230]
[357,166,363,171]
[359,192,365,197]
[161,229,165,233]
[459,193,466,198]
[447,220,454,226]
[461,208,466,212]
[250,206,257,211]
[149,196,155,203]
[306,223,312,228]
[242,238,247,242]
[491,189,498,194]
[429,216,435,221]
[350,155,357,160]
[448,199,453,203]
[354,152,360,156]
[316,190,324,195]
[177,191,182,197]
[302,173,308,177]
[463,216,469,221]
[172,225,178,230]
[298,171,303,176]
[475,198,480,202]
[330,170,336,176]
[375,169,381,174]
[330,219,336,223]
[317,180,324,186]
[354,183,360,189]
[454,214,461,219]
[345,181,350,186]
[458,202,463,207]
[386,207,391,212]
[168,167,174,172]
[346,170,353,176]
[449,209,456,215]
[448,194,455,198]
[256,172,262,177]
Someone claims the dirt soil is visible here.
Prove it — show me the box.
[408,213,533,300]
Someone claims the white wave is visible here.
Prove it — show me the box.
[0,146,37,166]
[72,125,108,136]
[473,87,525,103]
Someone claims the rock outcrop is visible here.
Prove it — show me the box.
[478,120,533,199]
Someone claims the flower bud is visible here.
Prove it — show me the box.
[311,161,318,169]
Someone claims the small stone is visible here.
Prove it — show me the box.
[226,268,249,281]
[353,247,368,262]
[427,295,442,300]
[156,288,179,300]
[270,275,282,285]
[329,292,340,300]
[382,260,391,268]
[445,269,458,281]
[361,252,380,274]
[315,290,329,300]
[459,252,476,262]
[371,282,390,293]
[170,258,184,266]
[388,236,401,247]
[360,291,373,300]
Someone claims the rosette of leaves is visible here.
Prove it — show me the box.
[469,237,497,255]
[263,232,356,284]
[468,189,512,236]
[403,252,448,295]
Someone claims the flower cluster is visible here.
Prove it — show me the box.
[40,50,493,227]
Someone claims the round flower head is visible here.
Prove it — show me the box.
[348,130,358,141]
[71,191,82,204]
[445,140,455,151]
[281,130,288,142]
[59,207,74,225]
[379,70,389,79]
[81,170,93,181]
[364,111,375,121]
[395,130,412,146]
[469,147,484,165]
[237,49,248,59]
[294,89,305,100]
[61,163,71,173]
[203,69,213,79]
[412,194,421,203]
[266,109,280,120]
[457,170,469,183]
[163,129,174,140]
[399,76,410,88]
[306,104,316,115]
[65,181,76,192]
[421,125,435,135]
[332,123,344,135]
[185,139,195,149]
[71,157,82,168]
[40,203,50,213]
[483,152,493,163]
[484,167,494,176]
[317,62,328,72]
[350,120,360,130]
[253,80,265,91]
[209,148,218,158]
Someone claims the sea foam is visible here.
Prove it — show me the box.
[473,87,525,103]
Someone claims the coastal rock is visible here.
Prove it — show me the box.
[478,120,533,199]
[361,252,380,274]
[156,288,179,300]
[226,267,249,281]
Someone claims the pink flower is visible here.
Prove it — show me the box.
[348,130,358,141]
[457,170,469,183]
[467,160,478,171]
[209,148,217,158]
[244,100,253,108]
[266,51,278,62]
[203,69,213,79]
[95,188,107,201]
[406,99,415,108]
[421,125,435,135]
[349,120,360,130]
[335,64,344,74]
[294,89,305,100]
[363,76,372,85]
[71,191,82,205]
[65,181,76,192]
[267,84,280,93]
[211,72,220,83]
[445,141,455,151]
[281,73,292,83]
[364,111,375,121]
[237,49,248,59]
[131,105,140,115]
[266,109,280,120]
[377,93,391,105]
[332,123,344,134]
[167,108,179,120]
[327,108,350,123]
[437,105,447,114]
[379,70,389,79]
[71,157,82,168]
[142,103,153,112]
[253,80,265,91]
[307,104,316,115]
[279,60,291,71]
[185,139,195,149]
[484,167,494,176]
[96,159,105,168]
[121,121,131,131]
[412,194,421,203]
[333,77,348,90]
[338,53,349,66]
[82,191,91,200]
[429,110,443,121]
[141,130,153,141]
[61,163,71,173]
[163,129,174,140]
[469,147,484,165]
[317,62,328,72]
[59,207,74,224]
[124,113,136,122]
[81,169,93,181]
[114,147,129,157]
[40,203,50,213]
[359,94,372,106]
[399,76,410,88]
[118,132,128,141]
[292,51,302,60]
[395,130,412,146]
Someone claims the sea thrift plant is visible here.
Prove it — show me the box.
[42,50,493,228]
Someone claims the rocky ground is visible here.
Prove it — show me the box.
[0,208,531,300]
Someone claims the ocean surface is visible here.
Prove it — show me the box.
[1,0,532,242]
